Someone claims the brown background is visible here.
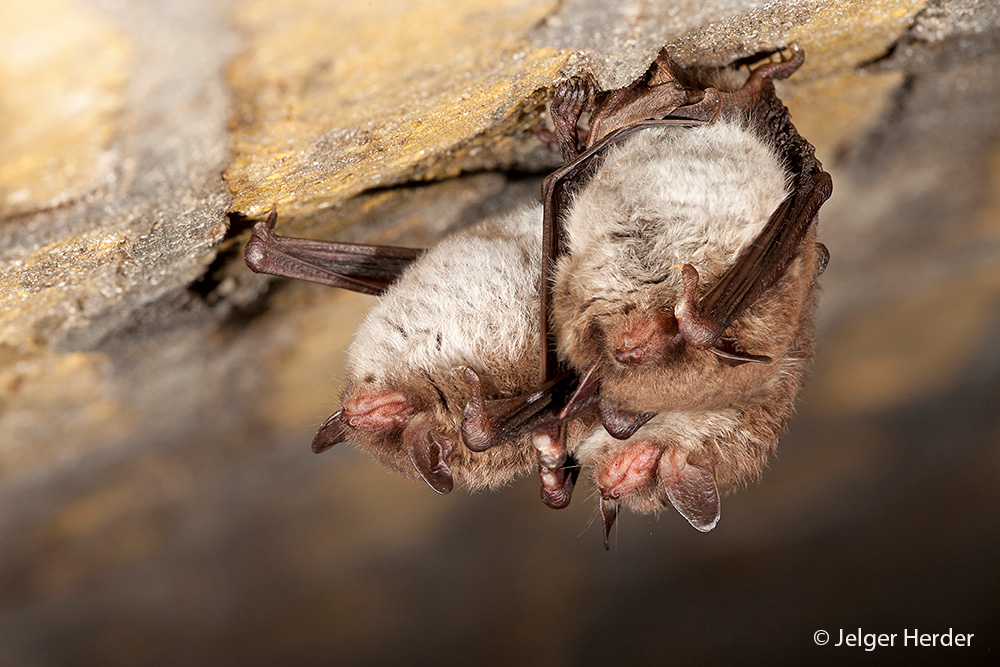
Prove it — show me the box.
[1,0,997,664]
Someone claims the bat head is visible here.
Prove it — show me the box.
[554,234,821,422]
[313,370,536,494]
[553,272,767,416]
[576,425,722,547]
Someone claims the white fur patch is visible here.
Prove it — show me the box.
[346,204,542,386]
[562,120,790,300]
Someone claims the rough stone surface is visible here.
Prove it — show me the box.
[1,0,999,664]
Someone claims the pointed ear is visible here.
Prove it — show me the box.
[599,496,619,551]
[659,449,720,532]
[599,396,656,440]
[405,416,455,495]
[312,410,351,453]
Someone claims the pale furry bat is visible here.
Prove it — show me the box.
[541,47,831,545]
[244,45,831,545]
[245,205,589,501]
[458,46,831,545]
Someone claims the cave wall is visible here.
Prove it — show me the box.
[1,0,998,664]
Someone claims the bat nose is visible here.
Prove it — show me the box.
[341,390,411,430]
[609,312,679,366]
[613,339,646,364]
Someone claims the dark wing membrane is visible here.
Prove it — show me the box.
[245,207,423,296]
[692,170,832,342]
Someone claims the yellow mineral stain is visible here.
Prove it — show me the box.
[789,0,927,76]
[227,0,567,220]
[0,0,129,215]
[0,229,129,352]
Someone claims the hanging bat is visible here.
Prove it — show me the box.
[463,46,831,545]
[575,297,816,547]
[547,46,831,545]
[243,44,831,546]
[245,204,591,502]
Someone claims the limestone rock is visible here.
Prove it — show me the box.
[1,0,998,664]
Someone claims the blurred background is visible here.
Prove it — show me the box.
[1,0,997,664]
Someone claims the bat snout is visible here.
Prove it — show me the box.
[607,312,680,366]
[341,390,412,431]
[613,338,647,365]
[596,440,662,499]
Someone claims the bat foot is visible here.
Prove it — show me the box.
[749,43,805,83]
[550,76,597,161]
[539,462,578,509]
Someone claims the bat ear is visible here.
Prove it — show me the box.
[599,396,656,440]
[709,337,772,366]
[312,410,351,453]
[659,449,720,532]
[405,415,455,495]
[599,496,619,551]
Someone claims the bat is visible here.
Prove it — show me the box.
[246,204,591,503]
[243,44,832,548]
[536,46,832,546]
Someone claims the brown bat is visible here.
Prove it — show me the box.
[544,46,830,545]
[461,46,830,546]
[245,204,590,502]
[244,45,831,546]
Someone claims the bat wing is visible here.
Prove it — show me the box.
[675,60,834,359]
[675,169,833,357]
[245,206,423,296]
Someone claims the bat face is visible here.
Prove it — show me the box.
[570,252,821,543]
[553,121,798,415]
[333,369,538,494]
